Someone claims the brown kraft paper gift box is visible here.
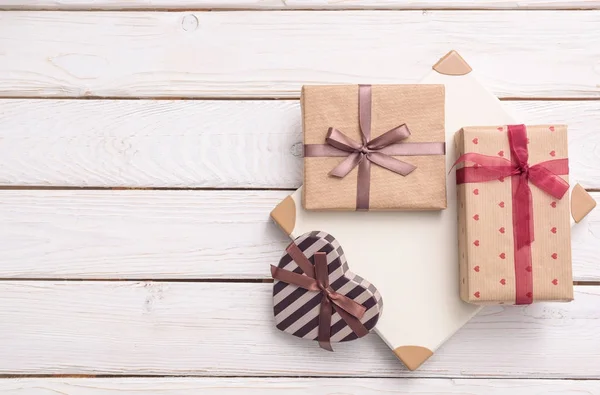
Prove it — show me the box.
[456,125,573,305]
[302,84,446,211]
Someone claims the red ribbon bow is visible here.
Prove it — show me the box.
[270,243,368,351]
[454,124,569,304]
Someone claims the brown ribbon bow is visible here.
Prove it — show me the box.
[304,85,445,210]
[270,243,368,351]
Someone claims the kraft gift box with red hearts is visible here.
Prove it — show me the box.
[455,124,574,305]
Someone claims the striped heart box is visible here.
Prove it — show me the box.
[273,231,383,345]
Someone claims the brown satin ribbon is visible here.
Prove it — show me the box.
[304,84,445,210]
[270,243,368,351]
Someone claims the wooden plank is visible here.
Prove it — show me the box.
[1,99,599,189]
[0,190,290,279]
[1,12,600,99]
[2,377,600,394]
[0,190,598,281]
[0,100,302,188]
[2,0,599,10]
[0,281,599,377]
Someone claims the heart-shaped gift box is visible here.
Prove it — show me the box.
[271,231,383,350]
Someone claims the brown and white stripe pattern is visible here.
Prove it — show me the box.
[273,231,383,343]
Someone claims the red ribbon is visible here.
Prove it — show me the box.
[271,243,368,351]
[454,124,569,304]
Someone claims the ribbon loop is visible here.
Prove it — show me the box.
[454,124,569,304]
[271,244,369,351]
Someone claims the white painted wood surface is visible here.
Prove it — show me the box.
[2,378,600,395]
[1,2,599,392]
[1,11,600,99]
[1,281,600,377]
[1,99,599,189]
[1,190,598,280]
[1,0,599,10]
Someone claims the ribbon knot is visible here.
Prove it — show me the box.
[270,243,368,351]
[454,124,569,304]
[518,164,529,176]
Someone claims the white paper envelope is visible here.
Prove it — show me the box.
[270,51,596,371]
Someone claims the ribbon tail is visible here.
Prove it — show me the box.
[529,163,570,200]
[329,152,363,178]
[367,152,416,176]
[329,292,366,319]
[318,295,333,351]
[335,305,369,340]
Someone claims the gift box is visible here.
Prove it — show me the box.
[274,51,594,371]
[271,231,382,351]
[302,84,446,211]
[456,124,574,305]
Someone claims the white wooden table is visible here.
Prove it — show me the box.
[1,2,600,394]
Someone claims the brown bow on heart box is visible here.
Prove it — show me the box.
[272,231,383,351]
[302,84,446,211]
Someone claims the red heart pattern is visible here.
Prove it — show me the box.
[463,125,567,305]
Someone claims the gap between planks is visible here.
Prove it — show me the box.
[2,279,600,287]
[1,375,600,379]
[2,96,600,101]
[1,6,600,11]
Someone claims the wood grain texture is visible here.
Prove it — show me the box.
[1,11,600,98]
[1,281,600,377]
[0,100,302,188]
[2,0,599,10]
[2,377,600,394]
[0,190,290,279]
[0,190,598,280]
[1,99,599,189]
